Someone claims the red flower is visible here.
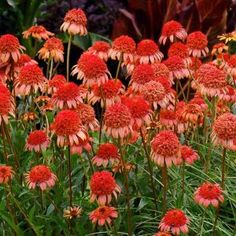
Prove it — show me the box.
[89,206,118,226]
[92,143,120,167]
[141,81,168,109]
[151,130,181,167]
[194,63,227,97]
[121,96,152,128]
[154,232,171,236]
[89,79,124,107]
[90,171,121,205]
[14,64,46,95]
[88,41,110,61]
[180,145,198,165]
[129,64,155,92]
[152,62,171,80]
[136,39,163,64]
[194,182,224,207]
[0,34,25,63]
[212,113,236,150]
[25,165,57,191]
[103,103,133,139]
[159,109,177,129]
[38,37,64,62]
[109,35,136,62]
[211,43,228,56]
[159,20,187,45]
[0,84,14,124]
[51,82,83,109]
[47,74,66,94]
[61,8,87,35]
[51,110,87,147]
[159,209,189,235]
[22,25,54,40]
[187,31,209,58]
[75,103,99,131]
[0,165,14,184]
[225,55,236,76]
[25,130,50,152]
[163,56,190,80]
[72,53,110,87]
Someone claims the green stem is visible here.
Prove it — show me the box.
[181,161,185,204]
[66,34,72,82]
[162,163,168,214]
[221,148,226,189]
[199,208,207,235]
[140,129,158,212]
[212,206,220,235]
[117,140,132,236]
[67,146,73,206]
[1,123,9,164]
[49,58,54,80]
[115,54,122,79]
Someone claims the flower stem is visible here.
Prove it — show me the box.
[48,58,54,80]
[199,208,207,235]
[66,34,72,82]
[221,148,226,189]
[162,162,168,214]
[140,128,158,212]
[212,206,220,235]
[117,140,132,236]
[181,161,185,204]
[67,146,73,206]
[115,54,122,80]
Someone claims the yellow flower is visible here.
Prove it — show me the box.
[218,31,236,44]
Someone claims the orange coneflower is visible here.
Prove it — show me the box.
[25,165,57,191]
[90,171,121,205]
[159,20,187,45]
[194,182,224,208]
[103,103,133,139]
[136,39,163,64]
[89,206,118,226]
[51,110,87,147]
[60,8,87,35]
[88,41,110,61]
[180,145,199,165]
[38,37,64,63]
[151,130,182,167]
[0,165,14,184]
[0,34,25,63]
[25,130,50,152]
[159,209,189,235]
[22,25,54,40]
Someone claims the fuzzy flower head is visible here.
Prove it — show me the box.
[72,53,110,87]
[180,145,198,165]
[225,55,236,76]
[0,84,14,124]
[187,31,209,58]
[47,74,66,94]
[109,35,136,62]
[90,171,121,205]
[136,39,163,64]
[141,81,168,110]
[0,34,25,63]
[129,64,155,92]
[151,130,181,167]
[0,165,14,184]
[163,56,190,80]
[88,41,110,61]
[92,143,120,167]
[14,64,46,96]
[194,182,224,208]
[51,82,83,109]
[159,109,177,130]
[25,165,57,191]
[22,25,54,40]
[61,8,87,35]
[25,130,50,152]
[75,103,99,131]
[159,209,189,235]
[159,20,187,45]
[51,110,87,147]
[152,62,171,80]
[14,54,37,71]
[89,79,124,107]
[103,103,133,139]
[212,113,236,150]
[194,63,227,97]
[38,37,64,63]
[89,206,118,226]
[121,96,152,128]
